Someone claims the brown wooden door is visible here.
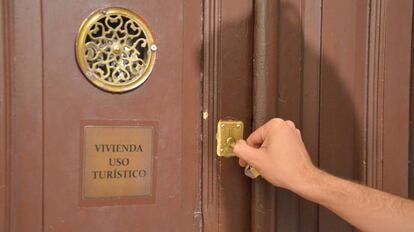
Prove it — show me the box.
[1,0,253,231]
[0,0,209,231]
[249,0,413,231]
[2,0,414,232]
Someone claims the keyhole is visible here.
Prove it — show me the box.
[226,137,236,148]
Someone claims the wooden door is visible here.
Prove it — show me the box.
[1,0,254,231]
[0,0,208,231]
[250,0,413,231]
[2,0,414,232]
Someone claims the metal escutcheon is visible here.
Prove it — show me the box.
[216,120,261,179]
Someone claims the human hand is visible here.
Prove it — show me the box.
[233,118,317,191]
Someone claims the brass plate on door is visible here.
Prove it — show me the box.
[216,120,261,179]
[76,7,157,93]
[81,121,157,205]
[216,120,244,157]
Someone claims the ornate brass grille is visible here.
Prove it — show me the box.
[76,7,156,93]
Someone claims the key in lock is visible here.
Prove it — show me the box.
[216,120,260,179]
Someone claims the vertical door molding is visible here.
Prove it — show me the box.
[366,0,386,190]
[252,0,278,231]
[366,0,412,196]
[0,0,13,231]
[202,0,222,230]
[4,0,44,231]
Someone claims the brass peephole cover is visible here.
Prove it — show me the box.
[76,7,157,93]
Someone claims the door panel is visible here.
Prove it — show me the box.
[41,1,201,231]
[318,1,368,231]
[2,0,202,231]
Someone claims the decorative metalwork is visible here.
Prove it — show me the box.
[76,7,156,93]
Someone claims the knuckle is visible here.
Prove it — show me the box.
[269,118,284,128]
[286,120,295,127]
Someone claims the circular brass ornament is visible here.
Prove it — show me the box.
[76,7,156,93]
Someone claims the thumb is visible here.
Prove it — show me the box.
[233,139,262,168]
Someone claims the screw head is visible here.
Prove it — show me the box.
[150,44,158,51]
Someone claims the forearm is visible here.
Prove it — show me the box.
[293,169,414,232]
[234,118,414,231]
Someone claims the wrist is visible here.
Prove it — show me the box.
[291,165,324,200]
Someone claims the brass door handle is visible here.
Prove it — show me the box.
[216,120,260,179]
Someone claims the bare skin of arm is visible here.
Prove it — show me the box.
[233,118,414,232]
